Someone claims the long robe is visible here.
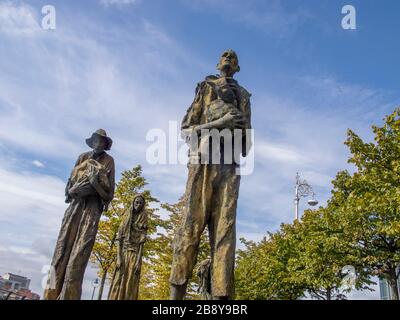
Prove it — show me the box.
[43,151,115,300]
[108,204,148,300]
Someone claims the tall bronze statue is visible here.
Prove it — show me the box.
[169,50,252,300]
[44,129,115,300]
[108,195,147,300]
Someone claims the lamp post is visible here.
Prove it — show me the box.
[91,278,100,300]
[294,172,318,221]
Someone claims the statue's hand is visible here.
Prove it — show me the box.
[191,110,246,134]
[219,110,246,129]
[86,165,97,186]
[89,171,98,186]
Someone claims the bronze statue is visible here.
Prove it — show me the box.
[108,194,147,300]
[169,50,252,300]
[44,129,115,300]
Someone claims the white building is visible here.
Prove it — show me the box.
[379,275,400,300]
[1,273,31,291]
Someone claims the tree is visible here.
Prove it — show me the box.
[237,108,400,300]
[90,165,160,300]
[235,229,306,300]
[235,202,372,300]
[329,109,400,299]
[287,207,372,300]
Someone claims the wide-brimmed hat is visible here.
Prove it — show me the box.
[86,129,113,151]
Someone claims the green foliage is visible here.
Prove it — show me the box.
[235,212,362,300]
[336,108,400,299]
[235,229,306,300]
[237,108,400,300]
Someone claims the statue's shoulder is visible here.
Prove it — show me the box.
[77,151,92,163]
[204,74,219,82]
[191,75,217,97]
[237,83,252,99]
[196,75,217,87]
[204,75,220,87]
[102,152,115,166]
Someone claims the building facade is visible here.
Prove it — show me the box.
[379,274,400,300]
[0,273,40,300]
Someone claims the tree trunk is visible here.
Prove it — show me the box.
[326,288,332,301]
[388,278,399,300]
[97,270,108,300]
[386,266,399,300]
[97,233,116,300]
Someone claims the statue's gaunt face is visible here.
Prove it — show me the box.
[92,135,106,154]
[133,196,145,212]
[217,50,239,76]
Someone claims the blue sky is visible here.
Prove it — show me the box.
[0,0,399,299]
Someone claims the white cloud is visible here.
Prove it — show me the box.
[0,168,64,208]
[301,171,333,188]
[0,1,40,36]
[0,164,67,298]
[32,160,45,168]
[256,141,309,164]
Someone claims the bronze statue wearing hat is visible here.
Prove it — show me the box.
[44,129,115,300]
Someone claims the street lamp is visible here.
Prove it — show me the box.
[294,172,318,221]
[91,278,100,300]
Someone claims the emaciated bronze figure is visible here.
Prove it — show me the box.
[44,129,115,300]
[108,194,148,300]
[169,50,252,300]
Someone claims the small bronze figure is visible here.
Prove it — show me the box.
[108,195,148,300]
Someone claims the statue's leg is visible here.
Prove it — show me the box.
[169,164,214,300]
[125,250,142,300]
[213,295,229,300]
[209,164,240,300]
[170,282,188,300]
[59,198,102,300]
[43,201,82,300]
